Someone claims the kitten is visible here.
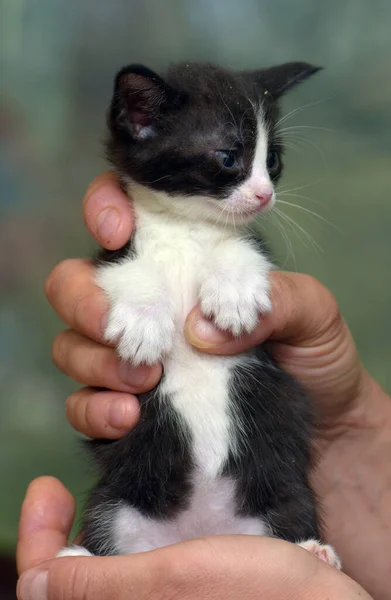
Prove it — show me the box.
[58,61,340,568]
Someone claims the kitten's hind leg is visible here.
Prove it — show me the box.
[297,539,341,570]
[56,545,93,558]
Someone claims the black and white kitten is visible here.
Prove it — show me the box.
[58,62,340,568]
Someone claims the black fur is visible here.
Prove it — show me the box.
[106,62,321,197]
[94,238,135,266]
[82,61,323,554]
[225,346,320,542]
[83,389,193,555]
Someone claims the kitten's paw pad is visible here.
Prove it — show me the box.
[199,271,271,336]
[104,301,175,366]
[56,545,93,558]
[298,540,341,570]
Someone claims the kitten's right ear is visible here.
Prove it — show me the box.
[108,65,185,139]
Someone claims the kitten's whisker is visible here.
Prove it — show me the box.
[278,125,334,134]
[279,141,307,159]
[276,199,341,232]
[274,207,308,249]
[277,191,329,211]
[268,211,296,269]
[145,174,172,184]
[275,207,323,253]
[277,177,326,194]
[239,105,255,140]
[274,95,335,128]
[218,89,238,129]
[281,134,327,165]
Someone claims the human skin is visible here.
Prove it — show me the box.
[17,172,391,599]
[17,478,372,600]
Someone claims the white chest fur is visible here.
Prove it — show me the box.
[98,202,271,478]
[134,207,248,477]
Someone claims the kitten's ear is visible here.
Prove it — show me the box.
[254,62,322,97]
[108,65,185,139]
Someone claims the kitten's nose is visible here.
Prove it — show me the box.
[255,191,273,207]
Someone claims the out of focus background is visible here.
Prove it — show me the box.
[1,0,390,593]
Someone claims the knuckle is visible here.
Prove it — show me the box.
[84,346,103,383]
[49,558,91,600]
[66,390,92,435]
[52,331,72,373]
[84,392,102,431]
[71,288,100,337]
[294,272,321,292]
[65,391,81,426]
[301,274,340,322]
[45,259,77,303]
[294,273,342,333]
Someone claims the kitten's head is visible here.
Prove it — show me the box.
[106,61,321,223]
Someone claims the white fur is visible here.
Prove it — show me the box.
[113,476,269,553]
[97,258,176,365]
[58,111,331,561]
[199,238,272,335]
[220,117,276,217]
[57,545,93,557]
[298,539,342,570]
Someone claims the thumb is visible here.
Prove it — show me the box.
[16,553,157,600]
[184,271,340,355]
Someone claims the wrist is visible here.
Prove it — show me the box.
[312,372,391,600]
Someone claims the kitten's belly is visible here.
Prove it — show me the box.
[113,476,269,554]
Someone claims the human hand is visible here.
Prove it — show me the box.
[45,173,391,599]
[17,477,371,600]
[46,171,366,438]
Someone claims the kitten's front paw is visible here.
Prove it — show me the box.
[199,269,271,336]
[298,539,341,570]
[104,301,175,365]
[57,545,93,558]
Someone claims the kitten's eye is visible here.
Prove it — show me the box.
[266,150,281,175]
[215,150,238,169]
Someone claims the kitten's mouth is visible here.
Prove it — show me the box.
[231,199,274,218]
[244,204,269,216]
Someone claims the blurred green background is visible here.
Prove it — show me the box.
[1,0,390,560]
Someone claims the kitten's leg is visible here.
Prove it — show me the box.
[262,485,343,567]
[199,239,272,336]
[97,258,176,365]
[264,491,341,570]
[56,546,93,558]
[297,539,341,569]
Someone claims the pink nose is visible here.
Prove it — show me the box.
[256,191,273,206]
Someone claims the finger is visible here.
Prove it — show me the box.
[17,553,159,600]
[83,171,133,249]
[53,329,162,393]
[45,259,107,344]
[66,388,141,439]
[17,477,75,575]
[184,272,340,355]
[16,536,370,600]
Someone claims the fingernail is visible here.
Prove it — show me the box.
[17,568,48,600]
[118,362,150,387]
[96,207,120,243]
[107,397,131,429]
[184,314,232,348]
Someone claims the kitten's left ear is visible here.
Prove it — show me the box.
[108,64,186,139]
[253,62,322,97]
